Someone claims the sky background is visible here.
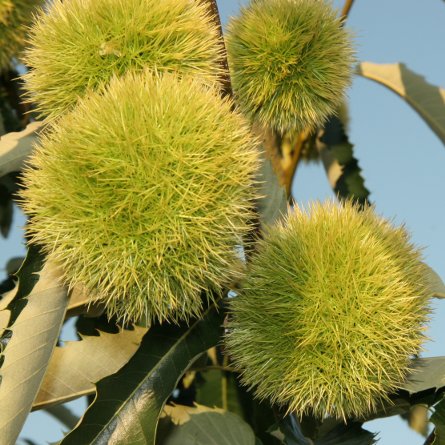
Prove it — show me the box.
[1,0,444,443]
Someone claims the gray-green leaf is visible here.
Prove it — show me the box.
[357,62,445,146]
[0,249,69,445]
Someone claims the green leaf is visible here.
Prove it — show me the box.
[0,172,19,238]
[400,357,445,395]
[0,122,43,178]
[195,370,243,416]
[161,410,256,445]
[60,305,224,445]
[423,263,445,299]
[256,150,288,227]
[0,248,69,445]
[317,422,376,445]
[33,323,147,410]
[357,62,445,145]
[430,398,445,445]
[234,384,282,445]
[316,116,370,207]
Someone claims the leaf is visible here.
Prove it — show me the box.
[65,284,104,318]
[0,248,69,445]
[357,62,445,145]
[403,404,429,436]
[256,150,288,227]
[234,383,282,445]
[316,422,376,445]
[195,370,243,416]
[274,415,313,445]
[400,357,445,395]
[253,123,288,226]
[0,121,43,178]
[162,403,225,425]
[423,263,445,298]
[60,304,224,445]
[430,398,445,445]
[0,180,13,238]
[315,116,370,207]
[33,324,147,410]
[161,409,256,445]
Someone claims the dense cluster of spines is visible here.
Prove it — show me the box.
[23,0,223,120]
[226,201,431,419]
[226,0,354,132]
[21,72,259,324]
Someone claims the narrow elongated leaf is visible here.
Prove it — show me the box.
[316,116,370,207]
[401,357,445,394]
[0,122,43,177]
[61,305,224,445]
[423,263,445,298]
[0,249,69,445]
[357,62,445,145]
[256,151,288,227]
[317,422,376,445]
[162,410,256,445]
[33,324,147,410]
[430,398,445,445]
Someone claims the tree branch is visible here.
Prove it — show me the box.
[340,0,355,22]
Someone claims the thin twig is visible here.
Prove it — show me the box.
[340,0,355,22]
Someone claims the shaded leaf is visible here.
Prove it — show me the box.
[430,398,445,445]
[401,357,445,395]
[33,324,147,410]
[256,151,288,227]
[65,284,104,318]
[60,305,224,445]
[45,405,79,429]
[234,382,282,445]
[317,422,376,445]
[357,62,445,145]
[195,369,243,416]
[161,409,256,445]
[274,415,312,445]
[0,180,13,238]
[423,263,445,299]
[0,248,69,445]
[0,121,43,178]
[316,116,370,207]
[162,403,224,425]
[402,404,429,436]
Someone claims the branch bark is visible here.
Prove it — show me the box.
[340,0,355,21]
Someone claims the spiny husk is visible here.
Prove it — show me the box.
[226,200,431,420]
[21,71,260,324]
[226,0,355,132]
[0,0,44,70]
[23,0,223,120]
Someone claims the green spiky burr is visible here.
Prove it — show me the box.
[226,0,355,132]
[226,201,431,419]
[22,0,224,120]
[20,71,260,324]
[0,0,44,70]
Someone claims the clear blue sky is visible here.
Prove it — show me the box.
[5,0,445,443]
